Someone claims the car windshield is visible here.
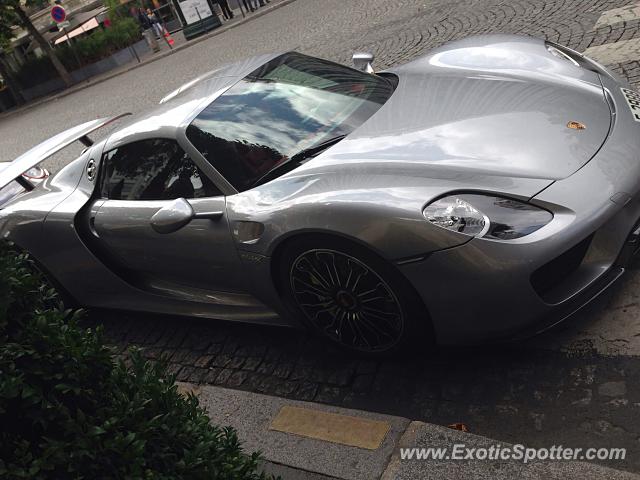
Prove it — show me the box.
[186,52,396,191]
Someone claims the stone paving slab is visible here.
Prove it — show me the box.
[180,383,638,480]
[260,462,337,480]
[595,2,640,29]
[382,421,640,480]
[189,383,410,480]
[585,38,640,65]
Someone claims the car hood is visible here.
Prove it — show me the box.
[303,36,611,196]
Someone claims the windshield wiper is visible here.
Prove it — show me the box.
[289,134,347,163]
[250,134,347,188]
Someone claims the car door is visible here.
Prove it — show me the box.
[91,137,246,295]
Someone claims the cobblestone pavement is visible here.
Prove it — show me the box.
[5,0,640,474]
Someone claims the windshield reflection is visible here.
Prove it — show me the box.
[186,52,395,191]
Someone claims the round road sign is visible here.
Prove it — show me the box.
[51,5,67,23]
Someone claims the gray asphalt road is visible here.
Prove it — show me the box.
[4,0,640,473]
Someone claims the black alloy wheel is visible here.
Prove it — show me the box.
[279,238,430,355]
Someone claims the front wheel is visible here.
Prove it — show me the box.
[278,238,432,355]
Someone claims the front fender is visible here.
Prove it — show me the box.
[226,177,470,262]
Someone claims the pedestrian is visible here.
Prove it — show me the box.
[242,0,256,12]
[146,8,165,38]
[135,7,151,30]
[217,0,234,19]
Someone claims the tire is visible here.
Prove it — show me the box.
[277,236,433,356]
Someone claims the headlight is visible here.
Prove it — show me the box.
[546,44,580,67]
[423,194,553,240]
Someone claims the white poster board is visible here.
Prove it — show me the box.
[179,0,213,24]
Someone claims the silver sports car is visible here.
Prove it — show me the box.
[2,35,640,355]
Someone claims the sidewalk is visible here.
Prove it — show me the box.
[177,383,639,480]
[0,0,297,121]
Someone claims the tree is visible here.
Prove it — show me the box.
[0,5,24,105]
[0,55,24,106]
[1,0,73,88]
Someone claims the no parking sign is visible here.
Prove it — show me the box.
[51,5,66,23]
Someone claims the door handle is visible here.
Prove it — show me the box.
[193,211,224,220]
[88,199,105,238]
[88,216,100,238]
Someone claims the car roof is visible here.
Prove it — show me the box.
[103,52,285,152]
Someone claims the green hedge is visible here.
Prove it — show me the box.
[15,18,142,88]
[0,243,274,479]
[73,17,142,64]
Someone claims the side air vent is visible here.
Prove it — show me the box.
[531,234,594,299]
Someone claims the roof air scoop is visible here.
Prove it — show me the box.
[352,52,375,73]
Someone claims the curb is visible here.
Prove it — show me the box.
[0,0,298,122]
[178,382,639,480]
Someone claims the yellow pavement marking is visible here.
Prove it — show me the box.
[176,381,201,397]
[269,405,390,450]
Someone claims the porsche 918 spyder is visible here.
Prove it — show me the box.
[2,35,640,355]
